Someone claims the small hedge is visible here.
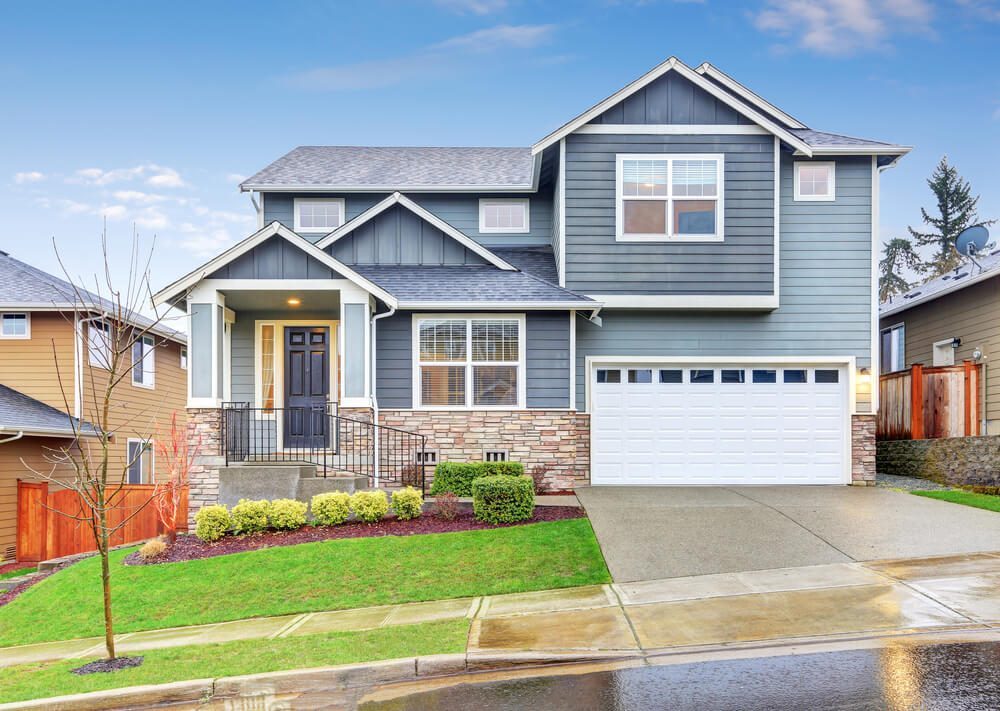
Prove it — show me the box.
[194,505,231,542]
[311,491,351,525]
[391,486,423,521]
[231,499,270,535]
[268,498,307,530]
[430,461,525,496]
[471,474,535,524]
[351,490,389,523]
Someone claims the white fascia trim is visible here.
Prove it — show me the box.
[576,124,770,135]
[878,264,1000,318]
[590,294,778,309]
[793,146,912,156]
[773,136,781,306]
[0,427,100,439]
[558,138,567,288]
[694,63,807,130]
[240,183,534,193]
[531,57,813,157]
[152,221,398,308]
[397,301,599,310]
[315,192,517,272]
[870,157,880,413]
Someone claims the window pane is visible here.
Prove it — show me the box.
[299,201,341,229]
[627,369,652,384]
[132,341,144,384]
[597,369,621,384]
[482,202,526,231]
[721,369,745,384]
[1,314,26,336]
[815,369,839,383]
[673,159,718,197]
[783,369,807,383]
[261,325,275,410]
[622,159,667,197]
[690,369,714,383]
[473,365,517,406]
[659,369,682,383]
[624,200,667,235]
[752,369,776,383]
[674,200,716,235]
[472,320,518,362]
[420,320,467,361]
[421,366,466,406]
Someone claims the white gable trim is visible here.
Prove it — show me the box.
[315,192,517,271]
[694,63,807,130]
[531,57,813,157]
[151,221,398,307]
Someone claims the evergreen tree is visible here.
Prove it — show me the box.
[909,155,995,277]
[878,237,922,302]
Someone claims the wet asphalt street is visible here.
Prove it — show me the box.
[360,640,1000,710]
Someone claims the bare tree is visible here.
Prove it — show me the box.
[154,412,198,544]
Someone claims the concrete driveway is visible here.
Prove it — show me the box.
[575,486,1000,582]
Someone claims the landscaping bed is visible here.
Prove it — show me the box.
[126,504,584,565]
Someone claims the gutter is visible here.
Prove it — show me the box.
[0,431,24,445]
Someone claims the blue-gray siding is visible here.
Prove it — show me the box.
[208,235,340,280]
[563,133,775,295]
[589,72,752,126]
[263,193,553,247]
[575,154,873,411]
[190,303,212,398]
[327,205,489,266]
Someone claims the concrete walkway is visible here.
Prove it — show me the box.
[3,551,999,670]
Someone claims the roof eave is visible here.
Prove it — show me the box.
[239,183,535,194]
[398,300,600,310]
[794,146,913,157]
[879,268,1000,318]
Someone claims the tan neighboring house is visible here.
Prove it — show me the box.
[0,250,187,561]
[879,250,1000,435]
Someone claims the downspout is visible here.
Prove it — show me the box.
[0,431,24,445]
[370,303,397,487]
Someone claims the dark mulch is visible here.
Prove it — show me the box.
[0,561,35,577]
[125,504,585,566]
[72,656,144,675]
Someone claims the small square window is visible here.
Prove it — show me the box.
[628,369,652,384]
[783,369,808,383]
[484,449,509,463]
[659,369,682,384]
[794,162,836,201]
[479,199,529,233]
[815,369,840,384]
[721,369,745,384]
[690,369,714,383]
[596,369,621,384]
[752,369,777,384]
[0,313,29,338]
[294,198,345,232]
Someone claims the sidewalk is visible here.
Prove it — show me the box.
[2,551,998,669]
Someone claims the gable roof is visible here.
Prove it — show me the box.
[316,192,517,271]
[152,221,398,308]
[240,146,536,192]
[0,384,100,438]
[531,57,815,156]
[695,62,807,130]
[880,250,1000,318]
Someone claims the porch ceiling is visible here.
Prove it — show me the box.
[220,288,341,313]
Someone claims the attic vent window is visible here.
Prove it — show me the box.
[479,199,529,234]
[484,449,509,463]
[294,198,345,233]
[415,450,438,466]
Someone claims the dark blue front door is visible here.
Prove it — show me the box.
[284,326,329,449]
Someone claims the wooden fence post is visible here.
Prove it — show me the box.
[910,363,924,440]
[964,360,975,437]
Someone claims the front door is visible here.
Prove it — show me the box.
[284,326,330,449]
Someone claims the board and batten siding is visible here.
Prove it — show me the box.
[263,193,553,248]
[375,311,571,409]
[575,153,874,412]
[589,71,753,126]
[563,133,775,295]
[880,275,1000,433]
[207,235,339,280]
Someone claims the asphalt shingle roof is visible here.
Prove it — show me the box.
[880,250,1000,316]
[0,384,99,437]
[488,247,559,285]
[241,146,535,190]
[790,128,900,149]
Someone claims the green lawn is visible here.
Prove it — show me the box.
[0,518,609,647]
[0,619,468,704]
[0,566,36,581]
[912,489,1000,513]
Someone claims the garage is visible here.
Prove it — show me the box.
[590,362,850,485]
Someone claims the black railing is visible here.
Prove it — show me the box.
[220,402,427,492]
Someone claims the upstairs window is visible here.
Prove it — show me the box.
[880,324,905,373]
[294,198,345,233]
[794,162,835,201]
[617,154,723,241]
[0,312,29,339]
[479,199,529,233]
[132,334,156,388]
[180,346,188,370]
[88,320,112,369]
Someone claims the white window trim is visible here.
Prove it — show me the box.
[126,437,155,484]
[411,313,526,411]
[132,334,156,389]
[615,153,725,243]
[180,346,188,370]
[0,312,30,339]
[793,161,836,202]
[88,320,112,369]
[293,197,346,233]
[880,323,905,373]
[932,338,956,367]
[478,198,530,234]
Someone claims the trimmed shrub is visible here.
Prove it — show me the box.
[471,475,535,524]
[350,490,389,523]
[311,491,351,526]
[139,537,167,561]
[231,498,270,535]
[268,498,307,530]
[434,491,460,521]
[430,461,525,496]
[194,505,231,542]
[391,487,423,521]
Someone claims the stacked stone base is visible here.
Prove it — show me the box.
[851,414,877,486]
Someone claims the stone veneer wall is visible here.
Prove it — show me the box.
[877,435,1000,490]
[187,408,224,527]
[851,414,876,486]
[379,409,590,492]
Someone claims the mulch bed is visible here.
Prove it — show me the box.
[0,561,35,577]
[0,565,68,609]
[72,656,144,675]
[125,504,585,566]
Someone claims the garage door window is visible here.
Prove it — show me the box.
[815,369,840,383]
[628,369,652,384]
[783,369,807,383]
[752,369,776,383]
[690,369,714,383]
[597,368,621,384]
[721,369,745,384]
[659,369,682,383]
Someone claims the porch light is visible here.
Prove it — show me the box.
[857,367,871,386]
[287,297,301,307]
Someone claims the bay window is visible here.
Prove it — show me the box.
[415,315,524,408]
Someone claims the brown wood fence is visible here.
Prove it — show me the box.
[877,361,981,440]
[16,481,188,563]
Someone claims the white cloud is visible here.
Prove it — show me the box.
[101,205,129,220]
[752,0,933,55]
[134,208,169,230]
[146,166,186,188]
[178,225,240,258]
[69,163,187,188]
[431,24,556,52]
[14,171,45,184]
[434,0,508,14]
[225,173,247,184]
[113,190,167,204]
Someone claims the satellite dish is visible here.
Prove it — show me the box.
[955,225,991,256]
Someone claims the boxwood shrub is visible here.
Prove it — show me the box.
[350,490,389,523]
[471,474,535,524]
[194,505,231,542]
[391,486,423,521]
[311,491,351,525]
[430,461,525,496]
[231,498,270,535]
[268,498,307,530]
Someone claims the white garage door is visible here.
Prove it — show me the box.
[591,363,849,485]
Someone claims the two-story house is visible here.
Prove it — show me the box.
[0,251,187,561]
[153,57,909,512]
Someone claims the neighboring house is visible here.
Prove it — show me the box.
[879,251,999,435]
[153,56,909,504]
[0,251,187,560]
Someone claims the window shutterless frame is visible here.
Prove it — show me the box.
[793,161,836,202]
[132,334,156,389]
[478,198,530,234]
[293,197,346,233]
[615,153,724,242]
[0,312,30,339]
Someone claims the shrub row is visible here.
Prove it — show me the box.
[430,461,525,497]
[472,474,535,524]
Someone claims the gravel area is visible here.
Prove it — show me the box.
[876,473,953,491]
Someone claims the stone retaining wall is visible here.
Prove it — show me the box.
[877,435,1000,489]
[187,408,224,527]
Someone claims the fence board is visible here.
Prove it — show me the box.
[878,361,981,441]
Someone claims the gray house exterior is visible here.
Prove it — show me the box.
[154,57,909,507]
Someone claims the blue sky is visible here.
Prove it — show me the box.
[2,0,998,299]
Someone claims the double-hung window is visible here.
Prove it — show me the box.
[0,312,29,338]
[294,198,345,233]
[88,320,112,369]
[617,154,723,241]
[132,334,156,388]
[415,316,523,408]
[126,438,153,484]
[880,324,905,373]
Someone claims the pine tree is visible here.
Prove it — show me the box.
[878,237,922,302]
[909,155,995,277]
